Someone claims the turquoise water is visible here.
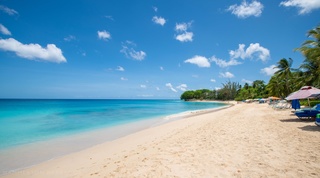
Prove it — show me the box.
[0,99,227,149]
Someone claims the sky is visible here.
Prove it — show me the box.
[0,0,319,99]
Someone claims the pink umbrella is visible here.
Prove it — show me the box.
[285,86,320,106]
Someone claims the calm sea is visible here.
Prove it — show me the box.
[0,99,227,150]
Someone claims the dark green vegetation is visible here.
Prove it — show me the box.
[181,24,320,101]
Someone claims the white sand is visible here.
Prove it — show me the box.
[2,103,320,177]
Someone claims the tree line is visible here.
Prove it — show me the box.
[181,24,320,101]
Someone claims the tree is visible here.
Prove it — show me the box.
[252,80,267,98]
[296,25,320,88]
[180,91,194,101]
[266,75,284,98]
[274,58,295,97]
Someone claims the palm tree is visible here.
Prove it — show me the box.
[266,75,285,98]
[296,25,320,87]
[274,58,294,96]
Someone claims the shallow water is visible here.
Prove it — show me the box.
[0,99,228,174]
[0,99,226,150]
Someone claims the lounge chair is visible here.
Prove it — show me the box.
[295,104,320,120]
[316,117,320,126]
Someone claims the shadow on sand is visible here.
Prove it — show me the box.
[280,118,314,123]
[280,118,320,132]
[298,125,320,132]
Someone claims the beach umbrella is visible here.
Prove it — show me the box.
[309,93,320,99]
[285,86,320,107]
[268,96,281,100]
[285,86,320,100]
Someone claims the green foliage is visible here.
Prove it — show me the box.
[300,100,320,107]
[180,81,240,101]
[235,80,268,101]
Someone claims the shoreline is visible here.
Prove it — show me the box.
[3,102,319,177]
[0,103,231,176]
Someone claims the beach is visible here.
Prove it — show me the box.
[2,102,320,177]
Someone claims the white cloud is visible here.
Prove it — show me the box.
[176,32,194,42]
[0,38,66,63]
[177,84,188,91]
[219,72,234,78]
[210,79,216,82]
[0,24,11,35]
[160,66,164,71]
[140,85,147,88]
[260,65,279,76]
[175,22,194,42]
[229,43,270,61]
[166,83,177,92]
[152,16,166,26]
[227,0,264,18]
[280,0,320,14]
[97,30,111,40]
[0,5,18,16]
[156,87,160,91]
[120,77,128,81]
[184,55,210,68]
[175,23,189,32]
[210,56,242,68]
[116,66,125,71]
[242,79,253,84]
[64,35,76,41]
[120,41,147,61]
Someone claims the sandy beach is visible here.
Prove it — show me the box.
[2,102,320,178]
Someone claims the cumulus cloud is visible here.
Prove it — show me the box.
[97,30,111,40]
[260,65,279,76]
[0,24,11,35]
[166,83,177,92]
[229,43,270,61]
[0,38,66,63]
[219,72,234,78]
[177,84,188,91]
[184,55,210,68]
[140,85,147,88]
[227,0,264,18]
[210,79,216,82]
[210,56,242,68]
[120,41,146,61]
[116,66,125,71]
[0,5,18,16]
[175,22,194,42]
[176,32,193,42]
[152,16,166,26]
[175,23,189,32]
[280,0,320,14]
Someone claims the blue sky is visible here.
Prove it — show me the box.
[0,0,319,99]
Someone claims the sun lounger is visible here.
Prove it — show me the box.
[295,104,320,120]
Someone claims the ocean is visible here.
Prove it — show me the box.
[0,99,228,174]
[0,99,227,150]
